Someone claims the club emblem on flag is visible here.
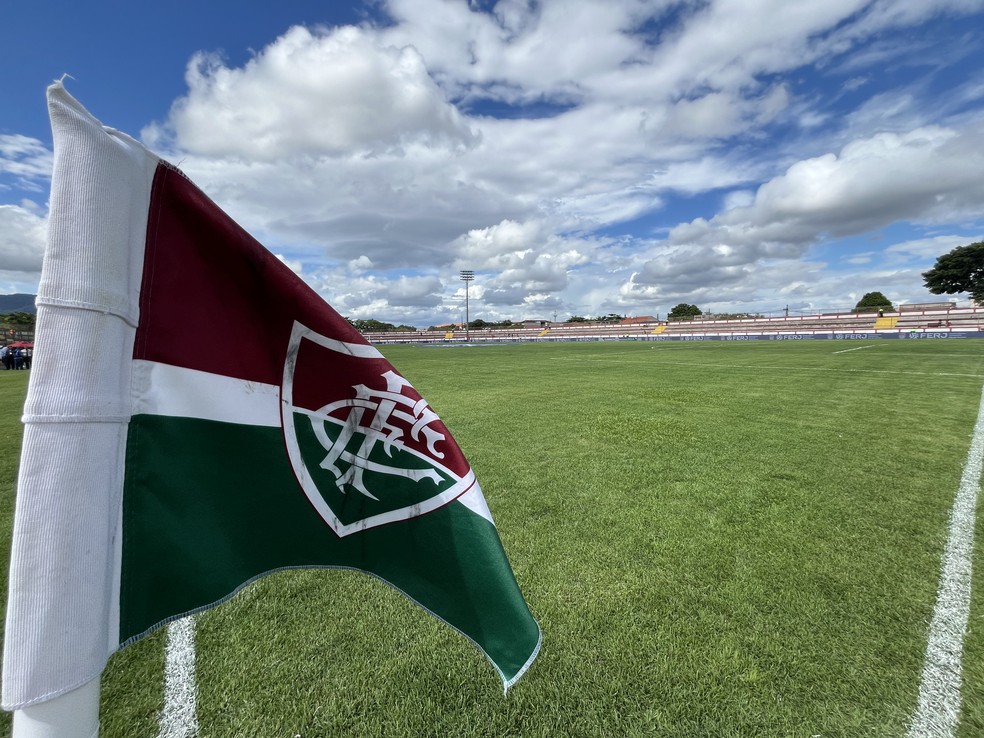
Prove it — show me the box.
[281,322,476,536]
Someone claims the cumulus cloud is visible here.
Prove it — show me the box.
[385,274,445,306]
[629,122,984,301]
[453,219,591,297]
[381,0,646,104]
[146,25,477,160]
[884,234,982,260]
[730,125,984,236]
[0,204,46,274]
[274,253,304,275]
[348,255,374,273]
[0,135,52,196]
[309,270,445,322]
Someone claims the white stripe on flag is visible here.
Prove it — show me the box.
[131,359,496,526]
[133,360,281,427]
[457,482,495,526]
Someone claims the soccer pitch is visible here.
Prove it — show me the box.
[2,338,984,736]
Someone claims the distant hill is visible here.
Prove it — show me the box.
[0,294,37,313]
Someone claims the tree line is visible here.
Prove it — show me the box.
[1,312,36,340]
[1,312,35,328]
[425,315,628,331]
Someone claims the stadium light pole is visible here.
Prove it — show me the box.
[460,270,474,341]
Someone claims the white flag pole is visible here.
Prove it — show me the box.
[12,679,100,738]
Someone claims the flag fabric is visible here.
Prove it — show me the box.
[2,82,541,710]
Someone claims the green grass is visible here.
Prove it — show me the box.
[3,339,984,736]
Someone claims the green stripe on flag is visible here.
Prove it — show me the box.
[120,414,539,684]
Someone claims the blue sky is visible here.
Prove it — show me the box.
[3,0,984,327]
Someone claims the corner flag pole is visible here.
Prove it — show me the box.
[12,679,100,738]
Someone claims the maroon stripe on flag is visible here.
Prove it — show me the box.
[134,163,366,385]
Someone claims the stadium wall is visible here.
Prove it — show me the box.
[373,330,984,346]
[645,331,984,341]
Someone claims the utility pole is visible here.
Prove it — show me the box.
[459,270,474,341]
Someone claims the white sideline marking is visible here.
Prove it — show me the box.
[832,344,876,354]
[158,616,199,738]
[906,383,984,737]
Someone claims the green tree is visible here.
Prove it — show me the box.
[0,312,35,341]
[668,304,702,320]
[346,318,415,332]
[566,315,587,323]
[854,292,892,313]
[594,313,624,323]
[922,242,984,303]
[0,312,35,327]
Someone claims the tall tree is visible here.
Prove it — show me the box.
[854,292,892,312]
[922,242,984,303]
[668,303,702,320]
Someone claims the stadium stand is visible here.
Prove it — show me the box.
[359,305,984,344]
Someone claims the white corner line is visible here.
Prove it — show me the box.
[832,344,877,354]
[158,616,199,738]
[906,383,984,737]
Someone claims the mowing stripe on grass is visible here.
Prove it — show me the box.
[906,383,984,738]
[832,344,877,354]
[550,356,984,379]
[158,616,198,738]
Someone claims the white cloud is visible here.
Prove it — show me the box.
[348,255,374,273]
[0,136,51,177]
[381,0,647,104]
[0,135,52,194]
[307,269,445,321]
[274,253,304,275]
[620,117,984,316]
[453,219,591,297]
[885,234,982,260]
[656,124,984,261]
[146,25,477,160]
[756,126,984,229]
[723,189,755,211]
[0,204,46,275]
[386,274,445,306]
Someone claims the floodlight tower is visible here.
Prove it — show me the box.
[460,270,474,341]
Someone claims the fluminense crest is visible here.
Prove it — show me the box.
[281,322,474,536]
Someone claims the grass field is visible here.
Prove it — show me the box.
[2,338,984,736]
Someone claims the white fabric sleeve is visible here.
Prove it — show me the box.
[2,81,158,710]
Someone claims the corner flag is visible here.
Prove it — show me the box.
[2,82,540,714]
